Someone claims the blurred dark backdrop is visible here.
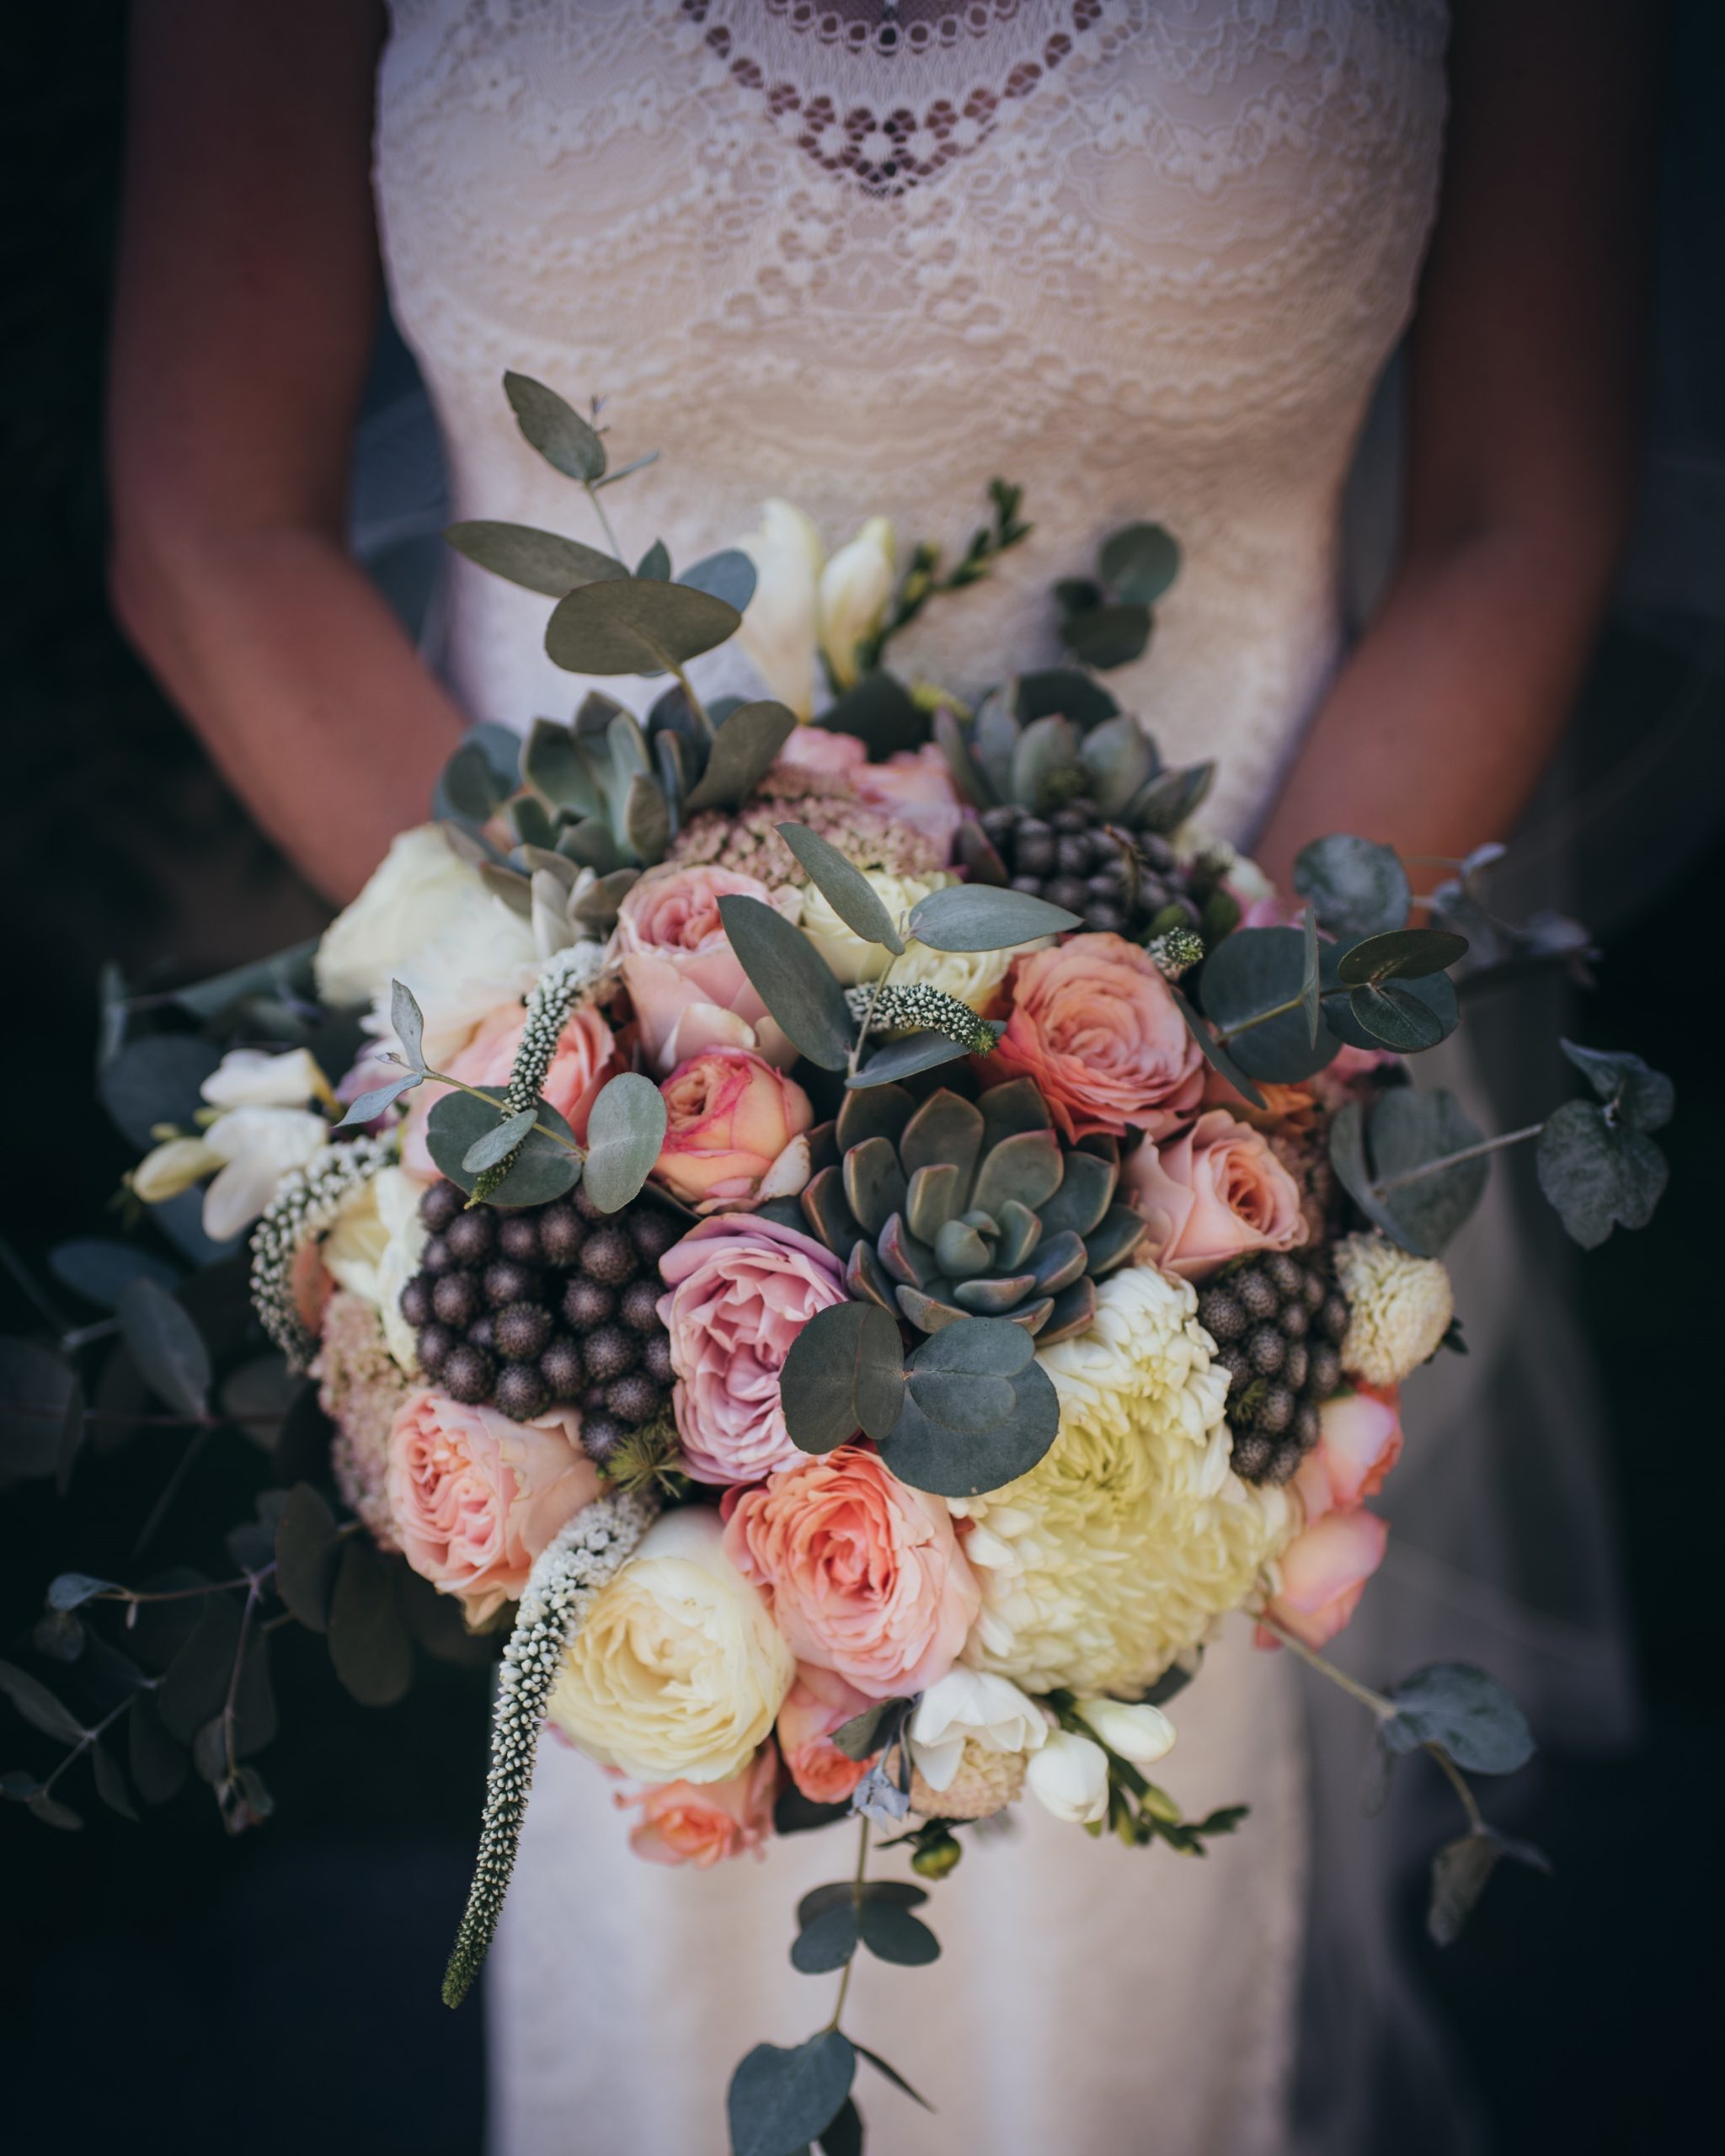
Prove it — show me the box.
[0,8,1719,2153]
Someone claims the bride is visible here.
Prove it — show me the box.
[107,3,1654,2149]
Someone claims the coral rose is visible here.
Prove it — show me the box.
[387,1389,600,1624]
[614,865,800,1075]
[1258,1506,1389,1650]
[1125,1108,1310,1282]
[1293,1385,1404,1521]
[399,996,620,1180]
[777,1664,879,1804]
[723,1445,980,1700]
[981,932,1204,1141]
[652,1048,814,1213]
[657,1215,849,1485]
[620,1744,778,1868]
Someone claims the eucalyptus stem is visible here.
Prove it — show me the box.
[828,1813,872,2031]
[1374,1122,1545,1193]
[40,1689,137,1798]
[222,1582,262,1782]
[846,947,900,1079]
[422,1068,586,1160]
[1252,1608,1396,1720]
[584,480,628,564]
[1428,1742,1486,1833]
[1213,990,1306,1043]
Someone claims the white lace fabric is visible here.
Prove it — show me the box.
[373,8,1449,2150]
[377,0,1447,841]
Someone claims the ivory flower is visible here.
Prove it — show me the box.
[548,1508,794,1785]
[379,895,543,1070]
[952,1264,1294,1694]
[908,1669,1046,1794]
[818,516,895,690]
[1073,1697,1177,1769]
[315,823,489,1011]
[201,1048,330,1111]
[1025,1729,1111,1825]
[320,1163,429,1372]
[200,1107,330,1243]
[1332,1232,1455,1386]
[800,869,1049,1010]
[737,499,824,719]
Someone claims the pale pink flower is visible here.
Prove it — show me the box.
[1258,1507,1389,1650]
[614,864,799,1075]
[1293,1385,1404,1522]
[619,1744,778,1869]
[1126,1108,1310,1282]
[777,1664,879,1804]
[652,1047,814,1213]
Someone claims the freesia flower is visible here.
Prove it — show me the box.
[201,1047,331,1111]
[1072,1697,1177,1769]
[908,1669,1047,1794]
[619,1745,778,1868]
[1025,1728,1111,1825]
[818,516,895,690]
[737,499,824,719]
[199,1107,330,1243]
[548,1508,794,1784]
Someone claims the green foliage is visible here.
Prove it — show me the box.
[327,1540,414,1708]
[336,1069,422,1127]
[681,702,798,814]
[444,520,625,596]
[819,670,927,759]
[846,1020,1004,1089]
[503,371,607,483]
[426,1086,580,1209]
[544,575,741,677]
[47,1239,180,1313]
[118,1278,211,1422]
[728,2030,857,2156]
[274,1484,340,1634]
[1381,1662,1535,1774]
[718,894,855,1071]
[1427,1829,1551,1947]
[1535,1100,1669,1249]
[777,823,905,953]
[582,1073,669,1214]
[1197,925,1338,1082]
[0,1337,75,1481]
[905,882,1081,951]
[1055,520,1179,670]
[779,1303,905,1451]
[1293,834,1411,937]
[1328,1091,1490,1257]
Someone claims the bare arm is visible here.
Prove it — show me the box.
[1252,0,1660,893]
[109,0,465,905]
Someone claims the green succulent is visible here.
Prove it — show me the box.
[798,1076,1148,1347]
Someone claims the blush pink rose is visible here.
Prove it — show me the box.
[615,864,800,1076]
[1293,1384,1404,1522]
[399,999,621,1181]
[652,1047,814,1213]
[619,1743,778,1868]
[1126,1108,1310,1282]
[777,1664,879,1803]
[775,728,868,781]
[723,1445,980,1700]
[386,1389,601,1623]
[657,1214,849,1485]
[980,932,1205,1142]
[1258,1506,1390,1650]
[853,746,964,853]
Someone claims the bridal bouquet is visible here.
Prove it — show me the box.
[0,377,1675,2156]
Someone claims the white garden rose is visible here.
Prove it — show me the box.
[799,869,1052,1008]
[547,1508,794,1785]
[320,1165,429,1373]
[1025,1728,1110,1825]
[379,893,542,1069]
[314,825,488,1010]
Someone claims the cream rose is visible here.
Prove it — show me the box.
[800,869,1049,1010]
[315,824,489,1011]
[548,1508,794,1785]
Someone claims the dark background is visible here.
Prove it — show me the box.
[1,8,1719,2153]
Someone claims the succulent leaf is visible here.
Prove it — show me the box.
[842,1137,908,1236]
[991,1199,1042,1272]
[971,1128,1062,1217]
[1035,1148,1116,1237]
[905,1162,965,1245]
[1085,1206,1150,1274]
[978,1077,1052,1147]
[877,1213,937,1290]
[900,1090,985,1187]
[934,1218,996,1280]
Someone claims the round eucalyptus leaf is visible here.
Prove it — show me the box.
[634,537,671,581]
[1197,926,1338,1082]
[545,576,740,676]
[1535,1098,1669,1250]
[1387,1662,1535,1774]
[1336,927,1470,985]
[1013,669,1121,728]
[857,1901,942,1967]
[1348,981,1450,1053]
[680,700,798,814]
[275,1483,340,1635]
[1368,1086,1489,1256]
[903,1368,1016,1431]
[718,894,854,1070]
[119,1278,211,1422]
[327,1540,413,1708]
[1058,601,1151,671]
[1292,835,1411,937]
[777,823,905,952]
[907,1315,1034,1378]
[582,1073,668,1215]
[1428,1833,1498,1947]
[907,883,1081,951]
[97,1033,222,1150]
[47,1239,180,1313]
[1098,520,1181,606]
[790,1903,859,1975]
[504,371,606,482]
[444,520,623,597]
[1557,1039,1674,1132]
[878,1363,1060,1497]
[727,2031,857,2156]
[780,1301,905,1453]
[425,1086,579,1208]
[1322,968,1456,1054]
[819,670,927,757]
[679,547,758,612]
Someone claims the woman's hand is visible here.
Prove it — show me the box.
[108,0,466,905]
[1252,0,1661,893]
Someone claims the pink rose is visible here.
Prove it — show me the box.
[980,932,1205,1142]
[657,1214,849,1485]
[387,1389,601,1622]
[1293,1384,1404,1522]
[615,864,800,1076]
[1125,1108,1310,1282]
[853,746,963,855]
[723,1445,980,1700]
[775,728,867,781]
[619,1744,778,1869]
[400,999,621,1181]
[1258,1507,1389,1650]
[652,1048,814,1213]
[777,1664,879,1804]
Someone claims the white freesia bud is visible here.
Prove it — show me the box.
[132,1135,224,1205]
[1073,1697,1178,1770]
[320,1164,428,1371]
[818,516,895,691]
[200,1107,329,1243]
[314,824,488,1010]
[1025,1727,1111,1826]
[737,498,825,720]
[200,1047,327,1112]
[908,1668,1047,1794]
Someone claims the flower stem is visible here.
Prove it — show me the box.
[1252,1608,1397,1720]
[1213,990,1306,1043]
[846,950,900,1079]
[1373,1123,1545,1193]
[828,1814,872,2031]
[584,480,628,564]
[1427,1742,1487,1833]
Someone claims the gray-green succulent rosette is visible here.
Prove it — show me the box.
[0,376,1672,2156]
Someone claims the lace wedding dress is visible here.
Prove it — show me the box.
[373,6,1450,2149]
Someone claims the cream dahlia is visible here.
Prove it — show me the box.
[1332,1231,1455,1387]
[951,1264,1294,1694]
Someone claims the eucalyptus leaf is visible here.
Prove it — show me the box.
[1326,1101,1409,1248]
[1014,669,1120,728]
[779,1302,905,1453]
[1098,521,1181,606]
[582,1073,669,1214]
[504,371,606,483]
[727,2030,857,2156]
[878,1363,1060,1498]
[392,979,428,1070]
[439,739,507,824]
[327,1541,414,1707]
[681,700,798,814]
[907,883,1080,952]
[718,894,854,1070]
[1322,968,1457,1054]
[828,1696,911,1763]
[47,1239,180,1313]
[907,1316,1034,1378]
[275,1483,341,1633]
[46,1572,118,1613]
[97,1033,221,1150]
[1428,1833,1498,1947]
[1347,981,1450,1053]
[1168,985,1269,1112]
[902,1369,1015,1430]
[444,520,624,596]
[818,2096,864,2156]
[1336,927,1469,985]
[1059,601,1151,670]
[592,449,660,489]
[158,1596,243,1741]
[635,538,671,581]
[1292,835,1410,937]
[545,576,740,676]
[1385,1662,1534,1774]
[679,547,758,613]
[27,1794,83,1832]
[1300,905,1322,1047]
[118,1278,211,1421]
[846,1026,1001,1089]
[1198,926,1337,1082]
[0,1658,84,1744]
[1535,1100,1669,1250]
[128,1690,188,1805]
[852,2045,933,2112]
[1557,1039,1674,1131]
[777,824,905,952]
[857,1902,941,1967]
[1365,1087,1490,1257]
[335,1070,423,1128]
[819,671,927,758]
[791,1903,859,1974]
[426,1086,580,1209]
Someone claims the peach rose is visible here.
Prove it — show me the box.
[1125,1108,1310,1282]
[399,997,621,1181]
[1293,1385,1404,1522]
[386,1389,601,1623]
[619,1743,778,1868]
[1258,1506,1389,1650]
[981,932,1204,1142]
[652,1048,814,1213]
[657,1214,849,1485]
[615,865,799,1076]
[777,1663,879,1804]
[723,1445,980,1700]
